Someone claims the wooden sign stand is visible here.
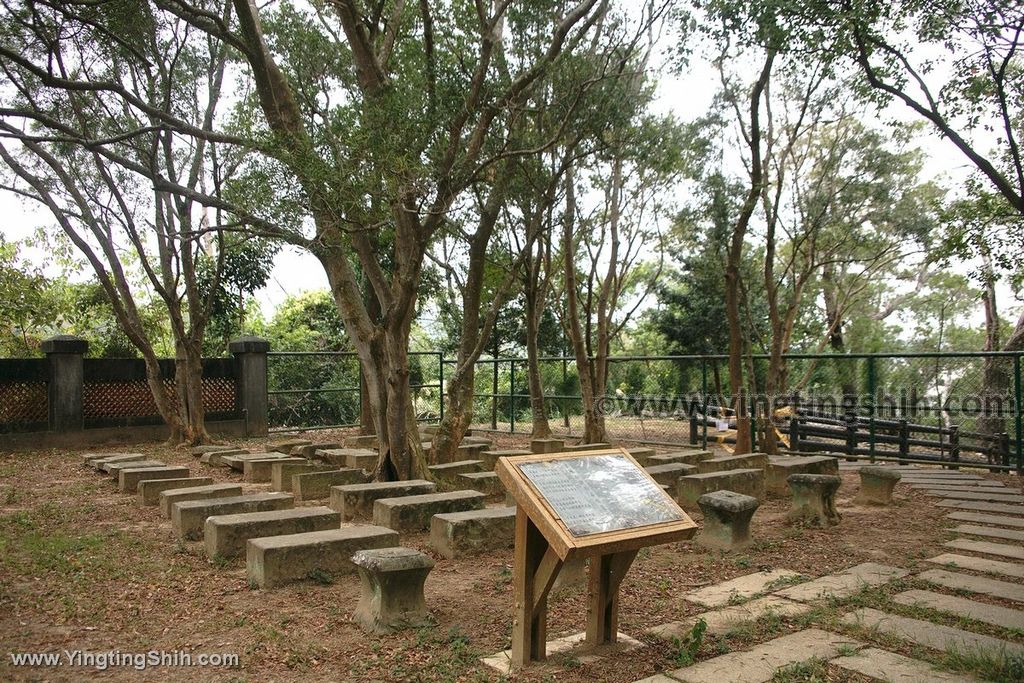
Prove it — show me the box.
[497,448,697,669]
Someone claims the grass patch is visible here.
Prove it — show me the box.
[671,618,707,667]
[942,647,1024,683]
[770,657,829,682]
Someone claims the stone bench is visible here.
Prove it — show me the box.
[190,444,242,457]
[243,457,307,483]
[457,471,505,500]
[351,547,434,633]
[138,477,214,505]
[202,449,249,466]
[268,437,311,454]
[427,460,483,482]
[696,490,759,551]
[271,461,335,492]
[172,492,294,540]
[118,466,190,493]
[561,442,612,453]
[291,442,341,458]
[292,468,367,502]
[645,462,698,487]
[204,506,340,560]
[677,469,764,509]
[344,434,379,449]
[313,448,377,470]
[329,480,436,521]
[478,449,531,470]
[698,453,769,474]
[855,467,901,506]
[246,525,399,588]
[104,459,165,476]
[159,483,243,518]
[430,507,515,559]
[628,448,657,466]
[86,453,144,469]
[788,474,842,526]
[765,455,839,496]
[224,452,290,472]
[373,490,486,532]
[439,443,486,464]
[649,450,712,466]
[531,438,565,454]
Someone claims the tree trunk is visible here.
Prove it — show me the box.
[525,292,551,438]
[979,249,1008,441]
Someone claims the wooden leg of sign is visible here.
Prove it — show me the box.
[511,507,563,668]
[585,550,638,645]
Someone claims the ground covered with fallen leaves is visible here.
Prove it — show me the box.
[0,430,1007,682]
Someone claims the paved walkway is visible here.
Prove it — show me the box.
[640,465,1024,683]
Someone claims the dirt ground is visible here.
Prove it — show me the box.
[0,430,1015,682]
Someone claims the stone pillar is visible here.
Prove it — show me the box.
[229,336,270,437]
[41,335,88,433]
[855,466,901,506]
[696,490,760,550]
[351,547,434,633]
[787,473,842,527]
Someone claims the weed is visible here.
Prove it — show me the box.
[733,555,753,569]
[306,568,334,585]
[211,554,233,569]
[770,656,829,682]
[671,618,707,667]
[836,643,859,657]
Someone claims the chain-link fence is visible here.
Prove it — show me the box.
[267,351,1022,471]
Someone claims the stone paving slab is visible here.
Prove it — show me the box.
[946,511,1024,528]
[926,490,1024,503]
[905,478,1003,487]
[917,568,1024,603]
[650,596,811,640]
[774,563,910,603]
[832,646,976,682]
[954,524,1024,543]
[659,629,861,683]
[894,589,1024,630]
[944,538,1024,560]
[935,500,1024,515]
[685,569,802,608]
[841,607,1024,657]
[911,485,1014,494]
[483,631,643,676]
[925,552,1024,579]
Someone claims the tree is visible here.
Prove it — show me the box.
[0,2,257,444]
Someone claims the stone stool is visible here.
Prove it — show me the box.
[351,547,434,634]
[787,474,842,527]
[696,490,760,550]
[855,466,901,506]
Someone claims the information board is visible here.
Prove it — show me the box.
[517,453,685,536]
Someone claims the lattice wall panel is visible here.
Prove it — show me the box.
[84,378,237,420]
[0,382,48,424]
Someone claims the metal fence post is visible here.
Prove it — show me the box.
[438,353,444,423]
[1015,355,1022,476]
[491,359,498,430]
[701,358,708,449]
[867,357,877,463]
[509,360,516,434]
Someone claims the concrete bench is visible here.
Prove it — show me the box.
[190,444,242,457]
[223,452,290,472]
[344,435,379,449]
[788,473,842,526]
[430,507,515,559]
[427,460,483,482]
[292,468,367,502]
[479,449,531,470]
[86,453,144,469]
[104,459,165,476]
[201,449,249,466]
[439,443,486,464]
[267,437,311,454]
[696,490,759,551]
[645,462,698,487]
[159,483,243,518]
[698,453,769,474]
[204,506,340,560]
[172,492,294,540]
[246,525,399,588]
[531,438,565,454]
[271,461,334,492]
[243,457,306,483]
[313,448,376,469]
[118,466,189,493]
[765,455,839,496]
[330,480,436,521]
[291,442,341,458]
[138,477,214,505]
[648,451,712,466]
[677,469,764,509]
[462,436,493,448]
[373,490,487,532]
[351,547,434,633]
[855,467,901,506]
[456,471,505,500]
[629,448,657,466]
[561,442,612,453]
